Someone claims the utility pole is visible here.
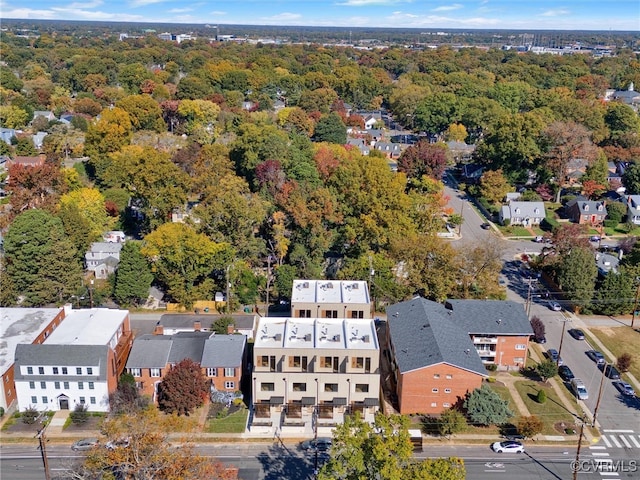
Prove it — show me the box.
[572,418,586,480]
[265,255,272,317]
[89,279,94,308]
[592,362,608,426]
[36,426,51,480]
[368,255,375,318]
[557,316,570,366]
[226,264,231,314]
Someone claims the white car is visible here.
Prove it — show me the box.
[491,440,525,453]
[548,301,562,311]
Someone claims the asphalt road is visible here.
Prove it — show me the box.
[3,443,634,480]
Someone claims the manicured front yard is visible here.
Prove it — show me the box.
[514,380,579,435]
[205,407,248,433]
[588,326,640,383]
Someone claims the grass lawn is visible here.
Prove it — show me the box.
[499,226,532,237]
[514,380,579,435]
[490,383,519,420]
[588,326,640,383]
[205,408,248,433]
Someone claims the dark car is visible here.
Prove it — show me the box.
[568,329,585,340]
[601,364,621,380]
[300,437,332,451]
[587,350,606,365]
[558,365,575,381]
[534,335,547,344]
[547,349,563,365]
[481,222,491,230]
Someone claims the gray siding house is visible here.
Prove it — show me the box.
[499,201,545,227]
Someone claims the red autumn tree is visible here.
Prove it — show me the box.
[397,140,448,181]
[157,359,208,416]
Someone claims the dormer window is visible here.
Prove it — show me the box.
[534,208,540,214]
[597,204,603,211]
[515,208,520,215]
[583,204,589,211]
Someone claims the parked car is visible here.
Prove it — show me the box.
[613,381,636,397]
[481,222,491,230]
[547,348,563,365]
[72,438,99,451]
[601,364,621,380]
[534,335,547,344]
[491,440,525,453]
[558,365,575,381]
[586,350,606,365]
[300,437,332,451]
[534,236,544,243]
[548,301,562,311]
[571,378,589,400]
[568,329,585,340]
[590,235,601,242]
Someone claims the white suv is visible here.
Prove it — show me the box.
[571,378,589,400]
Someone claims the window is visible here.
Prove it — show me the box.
[88,382,94,390]
[207,368,217,377]
[42,396,48,404]
[292,383,307,392]
[29,381,35,389]
[431,402,437,407]
[39,367,45,374]
[54,382,60,389]
[62,367,68,375]
[90,397,96,405]
[224,367,235,377]
[321,356,339,372]
[324,310,338,318]
[31,396,37,404]
[87,367,93,375]
[27,367,33,374]
[53,367,59,374]
[350,310,364,319]
[76,367,82,375]
[355,384,369,393]
[40,381,46,389]
[352,357,364,369]
[515,344,527,350]
[433,374,440,379]
[150,368,161,378]
[258,356,276,372]
[130,368,141,377]
[443,402,451,408]
[365,357,371,373]
[324,383,338,392]
[79,397,85,404]
[261,383,275,392]
[224,381,235,389]
[446,374,453,379]
[78,382,84,390]
[298,309,312,318]
[444,388,452,394]
[63,382,69,389]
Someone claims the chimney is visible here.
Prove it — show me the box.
[194,321,201,332]
[227,324,235,334]
[153,323,163,335]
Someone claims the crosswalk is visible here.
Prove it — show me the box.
[586,430,639,478]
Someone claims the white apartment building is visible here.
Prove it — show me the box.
[290,279,371,319]
[13,308,133,412]
[252,316,380,434]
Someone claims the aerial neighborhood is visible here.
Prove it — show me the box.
[0,18,639,480]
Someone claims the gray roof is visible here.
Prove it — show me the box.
[386,298,486,376]
[502,201,545,220]
[87,242,123,254]
[167,332,211,363]
[158,314,256,330]
[14,344,108,380]
[201,335,246,368]
[125,334,172,368]
[445,300,533,335]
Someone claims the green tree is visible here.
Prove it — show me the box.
[438,408,467,438]
[141,223,231,308]
[463,384,513,426]
[556,246,597,313]
[536,389,547,403]
[594,269,634,316]
[605,102,640,147]
[114,241,153,307]
[313,112,347,144]
[58,187,112,242]
[211,316,234,334]
[622,162,640,195]
[1,209,82,306]
[582,150,609,185]
[518,416,544,439]
[273,264,297,301]
[319,412,464,480]
[0,105,29,128]
[415,92,460,134]
[536,360,558,381]
[158,359,208,416]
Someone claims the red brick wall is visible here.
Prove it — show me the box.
[397,363,483,415]
[203,367,241,391]
[495,335,529,368]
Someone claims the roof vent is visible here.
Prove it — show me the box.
[362,335,370,343]
[332,334,341,342]
[304,334,312,341]
[302,282,309,288]
[497,319,502,324]
[274,334,282,341]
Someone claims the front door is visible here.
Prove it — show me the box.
[58,395,69,410]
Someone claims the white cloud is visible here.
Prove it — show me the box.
[540,9,570,17]
[168,7,193,13]
[209,11,227,16]
[129,0,166,7]
[432,4,463,12]
[261,12,303,22]
[337,0,409,6]
[68,1,103,8]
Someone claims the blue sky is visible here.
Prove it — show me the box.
[1,1,639,30]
